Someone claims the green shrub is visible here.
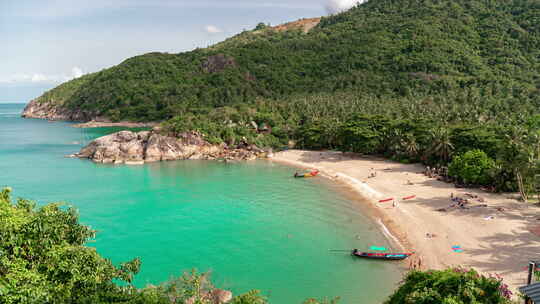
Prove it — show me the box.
[448,149,496,185]
[0,187,140,303]
[385,268,512,304]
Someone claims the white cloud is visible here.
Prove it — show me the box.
[31,74,48,82]
[204,25,223,34]
[0,67,85,84]
[325,0,365,14]
[71,66,84,78]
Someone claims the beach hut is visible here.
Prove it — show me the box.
[519,282,540,304]
[520,261,539,304]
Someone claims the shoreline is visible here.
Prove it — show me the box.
[270,149,540,294]
[72,121,159,128]
[268,155,408,252]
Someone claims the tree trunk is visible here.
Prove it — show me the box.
[516,171,528,203]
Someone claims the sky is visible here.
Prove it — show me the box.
[0,0,361,103]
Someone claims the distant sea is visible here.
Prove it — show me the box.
[0,103,401,303]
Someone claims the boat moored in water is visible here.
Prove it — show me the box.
[294,169,320,178]
[351,249,412,260]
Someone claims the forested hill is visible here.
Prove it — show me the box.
[25,0,540,192]
[29,0,540,122]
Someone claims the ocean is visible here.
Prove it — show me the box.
[0,103,401,303]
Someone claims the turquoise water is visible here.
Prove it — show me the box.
[0,104,401,303]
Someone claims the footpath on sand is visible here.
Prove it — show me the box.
[271,149,540,293]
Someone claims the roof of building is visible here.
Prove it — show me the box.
[520,282,540,303]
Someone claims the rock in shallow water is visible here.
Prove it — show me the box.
[76,130,261,164]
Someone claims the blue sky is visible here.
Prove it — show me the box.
[0,0,359,103]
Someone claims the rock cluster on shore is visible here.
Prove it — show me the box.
[185,289,232,304]
[74,130,267,164]
[21,99,95,121]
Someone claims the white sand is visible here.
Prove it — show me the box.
[271,150,540,292]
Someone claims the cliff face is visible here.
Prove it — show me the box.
[75,130,266,164]
[21,99,95,121]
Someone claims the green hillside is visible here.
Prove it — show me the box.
[34,0,540,192]
[37,0,540,120]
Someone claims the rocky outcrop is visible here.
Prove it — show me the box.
[271,17,321,33]
[201,54,237,73]
[185,289,233,304]
[22,100,157,128]
[21,99,95,121]
[75,130,267,164]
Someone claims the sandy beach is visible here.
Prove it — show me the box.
[271,150,540,292]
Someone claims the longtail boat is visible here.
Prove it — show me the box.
[294,170,319,178]
[351,249,412,260]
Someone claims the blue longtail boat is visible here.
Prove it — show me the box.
[351,249,412,260]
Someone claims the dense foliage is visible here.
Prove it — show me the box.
[2,187,329,303]
[36,0,540,192]
[38,0,540,122]
[448,150,496,186]
[0,187,142,303]
[385,268,512,304]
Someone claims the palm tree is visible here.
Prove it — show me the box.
[426,127,454,163]
[386,128,404,155]
[401,133,419,159]
[505,125,527,147]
